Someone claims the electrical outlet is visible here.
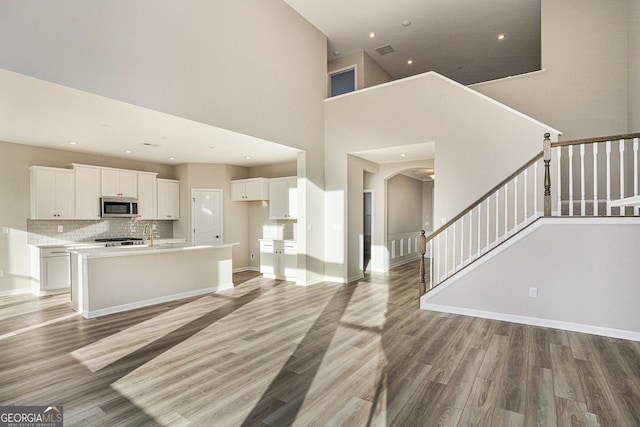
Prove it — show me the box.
[529,287,538,298]
[250,253,255,260]
[58,225,64,233]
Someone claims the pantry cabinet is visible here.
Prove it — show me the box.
[29,166,75,219]
[269,177,297,219]
[137,172,158,219]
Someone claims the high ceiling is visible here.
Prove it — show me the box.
[284,0,541,84]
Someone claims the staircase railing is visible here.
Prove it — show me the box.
[420,131,640,295]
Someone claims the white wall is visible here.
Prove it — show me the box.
[325,72,559,282]
[422,219,640,340]
[328,50,392,95]
[473,0,630,140]
[387,174,423,235]
[629,0,640,133]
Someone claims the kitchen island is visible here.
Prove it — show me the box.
[69,242,238,318]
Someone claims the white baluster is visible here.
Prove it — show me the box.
[444,228,449,278]
[606,140,612,216]
[452,223,456,273]
[533,162,538,218]
[429,239,433,289]
[468,210,473,263]
[486,198,490,252]
[557,147,562,215]
[504,183,509,236]
[620,139,625,216]
[580,144,585,216]
[460,217,464,268]
[495,190,500,243]
[593,143,598,216]
[437,233,441,283]
[514,175,519,230]
[568,145,574,216]
[523,168,528,224]
[634,138,639,216]
[477,203,482,257]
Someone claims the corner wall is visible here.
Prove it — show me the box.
[472,0,630,140]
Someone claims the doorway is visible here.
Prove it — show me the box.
[192,189,223,245]
[363,190,372,271]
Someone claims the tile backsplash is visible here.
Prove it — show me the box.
[27,218,174,245]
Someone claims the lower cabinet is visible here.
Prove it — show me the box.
[40,248,71,295]
[259,239,297,280]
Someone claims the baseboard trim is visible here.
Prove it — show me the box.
[421,302,640,342]
[348,273,364,283]
[233,266,260,273]
[0,288,33,297]
[389,254,421,269]
[82,284,234,319]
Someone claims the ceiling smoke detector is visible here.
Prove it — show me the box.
[375,44,395,55]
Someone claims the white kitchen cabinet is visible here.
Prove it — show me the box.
[73,164,102,219]
[30,166,75,219]
[231,178,269,201]
[157,179,180,219]
[137,172,158,219]
[269,177,297,219]
[259,239,297,280]
[101,169,138,197]
[40,247,71,294]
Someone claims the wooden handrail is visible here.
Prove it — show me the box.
[552,132,640,148]
[424,150,543,244]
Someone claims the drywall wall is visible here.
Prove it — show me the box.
[472,0,629,140]
[387,174,423,235]
[174,163,251,269]
[422,181,434,232]
[0,140,175,294]
[0,0,327,154]
[328,50,392,95]
[363,51,392,88]
[422,219,640,338]
[325,72,559,282]
[629,0,640,133]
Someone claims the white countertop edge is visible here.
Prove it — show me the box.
[68,242,238,258]
[33,237,188,249]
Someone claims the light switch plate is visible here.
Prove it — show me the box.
[529,287,538,298]
[58,225,64,233]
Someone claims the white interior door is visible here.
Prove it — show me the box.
[192,189,223,245]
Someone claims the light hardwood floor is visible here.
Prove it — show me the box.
[1,264,639,426]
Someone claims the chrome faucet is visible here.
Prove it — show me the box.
[143,223,154,247]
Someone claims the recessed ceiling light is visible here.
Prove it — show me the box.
[498,34,505,40]
[245,156,252,160]
[168,157,175,161]
[407,59,413,65]
[400,153,407,157]
[369,32,375,38]
[401,20,412,27]
[68,141,78,145]
[124,150,132,154]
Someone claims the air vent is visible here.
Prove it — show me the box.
[375,44,395,55]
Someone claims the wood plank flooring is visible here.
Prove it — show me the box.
[1,265,639,426]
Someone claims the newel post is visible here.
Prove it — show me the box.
[419,230,427,294]
[543,133,552,216]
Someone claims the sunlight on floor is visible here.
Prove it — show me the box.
[0,311,79,340]
[70,296,225,372]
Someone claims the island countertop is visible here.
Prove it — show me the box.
[68,242,238,259]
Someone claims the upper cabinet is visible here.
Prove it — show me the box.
[101,169,138,198]
[137,172,158,220]
[30,166,75,219]
[73,164,101,220]
[157,179,180,220]
[231,178,269,201]
[269,177,297,219]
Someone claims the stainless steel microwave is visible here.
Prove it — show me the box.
[101,197,139,218]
